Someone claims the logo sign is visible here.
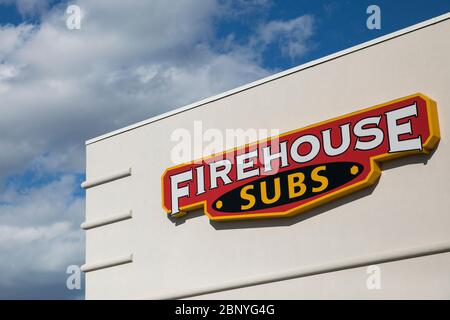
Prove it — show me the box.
[162,93,440,221]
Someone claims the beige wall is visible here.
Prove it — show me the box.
[83,14,450,299]
[192,252,450,300]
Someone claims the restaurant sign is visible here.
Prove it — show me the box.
[162,94,440,221]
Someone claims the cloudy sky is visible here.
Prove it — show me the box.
[0,0,448,299]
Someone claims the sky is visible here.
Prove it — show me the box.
[0,0,448,300]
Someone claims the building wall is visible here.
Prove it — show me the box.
[192,252,450,299]
[83,14,450,299]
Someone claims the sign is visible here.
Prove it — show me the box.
[162,93,440,221]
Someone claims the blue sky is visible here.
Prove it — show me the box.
[0,0,448,300]
[216,0,450,70]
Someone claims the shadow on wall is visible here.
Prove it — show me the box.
[167,147,438,230]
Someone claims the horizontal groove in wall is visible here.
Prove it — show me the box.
[81,167,132,189]
[152,241,450,299]
[81,254,133,273]
[81,210,133,230]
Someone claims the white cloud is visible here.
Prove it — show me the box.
[0,0,274,179]
[0,64,19,81]
[254,14,315,59]
[0,175,84,290]
[0,0,316,298]
[0,222,70,243]
[0,1,316,179]
[0,23,33,58]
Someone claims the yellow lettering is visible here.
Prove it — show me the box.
[311,165,328,192]
[240,185,256,210]
[288,172,306,198]
[261,178,281,204]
